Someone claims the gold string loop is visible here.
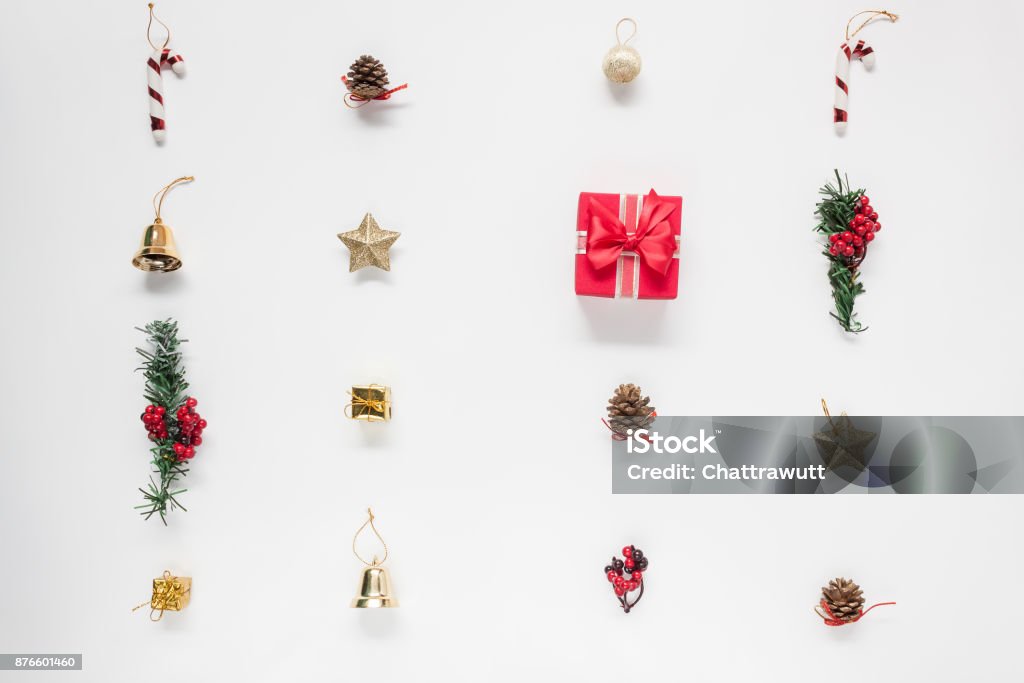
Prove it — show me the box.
[152,176,194,222]
[845,10,899,40]
[352,508,389,567]
[146,3,172,51]
[821,398,836,427]
[615,17,638,46]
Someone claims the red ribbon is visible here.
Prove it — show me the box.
[341,77,408,106]
[586,190,677,275]
[817,599,896,626]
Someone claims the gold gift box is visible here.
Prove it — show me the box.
[348,384,392,422]
[151,573,191,612]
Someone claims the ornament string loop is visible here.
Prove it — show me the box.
[152,176,194,222]
[815,598,896,626]
[845,10,899,40]
[821,398,835,426]
[132,570,191,622]
[615,17,638,46]
[146,3,172,51]
[353,508,389,567]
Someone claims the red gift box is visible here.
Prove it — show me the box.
[575,190,682,299]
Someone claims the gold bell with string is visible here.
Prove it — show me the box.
[350,508,399,608]
[133,176,193,272]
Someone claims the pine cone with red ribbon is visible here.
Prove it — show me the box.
[816,577,896,626]
[606,384,655,437]
[345,55,390,100]
[820,577,864,623]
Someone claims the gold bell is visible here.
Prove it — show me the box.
[351,561,399,609]
[350,508,399,608]
[133,218,182,272]
[133,175,193,273]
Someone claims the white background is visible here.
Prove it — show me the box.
[1,0,1023,680]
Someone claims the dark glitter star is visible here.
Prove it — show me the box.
[813,413,877,472]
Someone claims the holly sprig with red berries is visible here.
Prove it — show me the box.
[603,545,649,614]
[814,171,885,333]
[135,319,208,524]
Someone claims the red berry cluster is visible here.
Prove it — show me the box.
[139,397,208,462]
[604,545,648,608]
[173,397,206,461]
[828,195,882,260]
[141,404,169,440]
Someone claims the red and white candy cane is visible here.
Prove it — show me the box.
[832,10,898,132]
[146,3,186,143]
[833,39,874,131]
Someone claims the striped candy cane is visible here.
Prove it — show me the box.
[833,10,898,132]
[148,48,186,142]
[833,39,874,132]
[145,4,186,143]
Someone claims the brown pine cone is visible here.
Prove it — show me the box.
[606,384,655,437]
[346,54,390,99]
[821,577,864,622]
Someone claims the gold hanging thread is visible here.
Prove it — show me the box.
[821,398,835,426]
[615,17,638,46]
[152,176,194,222]
[352,507,389,566]
[146,3,172,51]
[845,10,899,40]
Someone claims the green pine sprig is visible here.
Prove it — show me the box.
[814,170,867,333]
[135,319,190,524]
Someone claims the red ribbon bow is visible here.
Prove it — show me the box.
[341,77,409,107]
[816,599,896,626]
[586,190,677,275]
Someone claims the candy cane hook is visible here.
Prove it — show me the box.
[833,39,875,132]
[833,10,898,132]
[146,4,186,143]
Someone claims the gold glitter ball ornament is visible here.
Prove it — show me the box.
[337,213,401,272]
[603,18,641,84]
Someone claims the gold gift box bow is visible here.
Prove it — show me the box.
[347,384,392,422]
[134,571,191,621]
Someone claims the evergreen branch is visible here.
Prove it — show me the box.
[827,258,867,333]
[135,319,191,524]
[814,170,868,333]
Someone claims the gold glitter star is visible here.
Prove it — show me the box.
[337,213,400,272]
